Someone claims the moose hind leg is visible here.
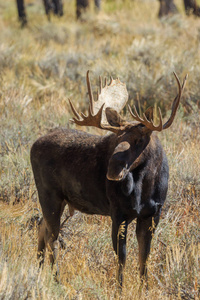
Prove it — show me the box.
[37,217,46,265]
[38,190,66,266]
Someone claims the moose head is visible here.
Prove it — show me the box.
[69,71,186,182]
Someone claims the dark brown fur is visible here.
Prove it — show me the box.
[30,70,187,288]
[31,124,169,286]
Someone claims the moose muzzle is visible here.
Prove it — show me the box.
[107,141,131,181]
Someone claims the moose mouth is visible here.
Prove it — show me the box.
[106,141,131,181]
[106,164,129,181]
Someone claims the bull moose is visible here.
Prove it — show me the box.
[30,71,187,287]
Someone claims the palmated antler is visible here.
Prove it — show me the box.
[128,72,188,132]
[69,70,128,133]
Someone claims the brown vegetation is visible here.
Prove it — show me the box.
[0,0,199,299]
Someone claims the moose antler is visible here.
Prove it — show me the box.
[69,70,128,133]
[163,72,187,129]
[128,72,188,132]
[69,98,105,129]
[93,74,128,123]
[128,104,163,131]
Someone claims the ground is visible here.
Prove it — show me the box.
[0,0,200,299]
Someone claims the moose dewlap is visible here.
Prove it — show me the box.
[30,71,187,288]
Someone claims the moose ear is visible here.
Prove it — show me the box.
[105,107,126,127]
[144,107,154,122]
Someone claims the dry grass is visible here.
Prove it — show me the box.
[0,0,200,299]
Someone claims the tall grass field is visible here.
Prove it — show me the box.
[0,0,199,299]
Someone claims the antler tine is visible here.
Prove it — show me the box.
[142,107,163,131]
[104,78,107,87]
[81,112,87,118]
[86,70,95,115]
[129,73,187,132]
[163,72,188,129]
[68,99,82,121]
[128,104,143,122]
[142,112,151,125]
[156,107,163,130]
[99,76,102,93]
[69,71,104,128]
[128,104,163,131]
[69,98,105,127]
[110,76,113,85]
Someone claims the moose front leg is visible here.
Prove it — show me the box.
[112,217,128,288]
[136,216,159,281]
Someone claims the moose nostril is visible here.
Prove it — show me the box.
[106,164,129,181]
